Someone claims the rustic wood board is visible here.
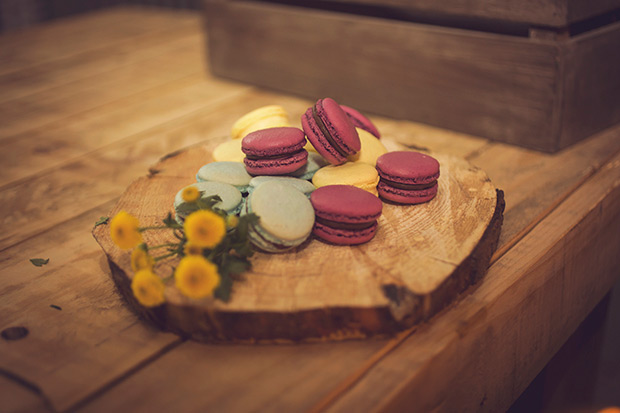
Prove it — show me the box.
[93,138,503,342]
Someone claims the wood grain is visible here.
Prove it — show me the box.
[325,150,620,413]
[0,7,196,76]
[0,7,618,413]
[206,0,562,151]
[322,0,620,26]
[93,138,502,341]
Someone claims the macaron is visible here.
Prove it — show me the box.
[196,161,253,193]
[243,181,315,252]
[340,105,381,139]
[174,182,243,222]
[301,97,360,165]
[231,105,290,140]
[375,151,440,204]
[249,176,316,197]
[212,139,245,163]
[348,128,388,166]
[242,127,308,176]
[312,162,379,195]
[290,151,330,180]
[310,185,383,245]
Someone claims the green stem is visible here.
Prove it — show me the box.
[154,252,176,262]
[148,243,177,250]
[138,226,168,232]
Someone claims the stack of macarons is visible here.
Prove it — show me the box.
[177,97,441,250]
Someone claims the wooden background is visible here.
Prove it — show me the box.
[0,6,619,413]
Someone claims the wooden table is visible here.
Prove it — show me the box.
[1,7,618,413]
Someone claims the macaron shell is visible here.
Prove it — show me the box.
[348,128,388,166]
[249,175,316,196]
[376,151,440,185]
[313,220,378,245]
[174,182,242,221]
[318,98,361,153]
[243,149,308,176]
[312,162,379,195]
[377,180,438,204]
[242,127,307,158]
[302,107,347,165]
[290,151,329,180]
[196,161,252,192]
[310,185,382,224]
[231,105,290,140]
[247,181,315,248]
[340,105,381,139]
[212,139,245,163]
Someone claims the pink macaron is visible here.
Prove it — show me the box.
[310,185,383,245]
[340,105,381,139]
[301,98,361,165]
[242,127,308,176]
[375,151,440,204]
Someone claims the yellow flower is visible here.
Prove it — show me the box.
[131,245,154,272]
[110,210,142,249]
[183,242,203,256]
[131,269,165,307]
[184,210,226,248]
[226,215,239,229]
[182,186,200,203]
[175,255,220,299]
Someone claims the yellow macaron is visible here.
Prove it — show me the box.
[231,105,290,140]
[312,162,379,195]
[348,128,388,166]
[212,139,245,163]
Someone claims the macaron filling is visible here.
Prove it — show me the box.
[378,178,438,191]
[311,105,349,158]
[314,216,376,231]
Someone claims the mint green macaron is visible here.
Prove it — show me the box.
[174,182,243,222]
[249,176,316,197]
[196,161,252,193]
[243,180,315,253]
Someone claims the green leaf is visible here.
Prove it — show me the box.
[163,212,179,228]
[94,216,109,227]
[30,258,49,267]
[224,256,251,275]
[213,273,233,302]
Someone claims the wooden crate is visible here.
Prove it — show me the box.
[203,0,620,152]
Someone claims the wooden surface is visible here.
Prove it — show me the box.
[321,0,620,27]
[0,6,619,412]
[93,140,503,342]
[206,0,620,153]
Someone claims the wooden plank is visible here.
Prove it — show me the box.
[0,91,325,251]
[0,201,183,413]
[322,0,559,27]
[0,7,198,76]
[0,27,201,104]
[0,74,249,187]
[206,0,562,151]
[0,38,205,140]
[321,0,620,26]
[75,339,387,413]
[0,374,52,413]
[469,124,620,248]
[324,150,620,412]
[559,21,620,149]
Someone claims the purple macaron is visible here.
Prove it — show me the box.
[242,127,308,176]
[301,98,361,165]
[310,185,383,245]
[375,151,440,204]
[340,105,381,139]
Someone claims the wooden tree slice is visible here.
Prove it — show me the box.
[93,138,504,343]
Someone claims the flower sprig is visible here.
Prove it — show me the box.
[109,193,258,307]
